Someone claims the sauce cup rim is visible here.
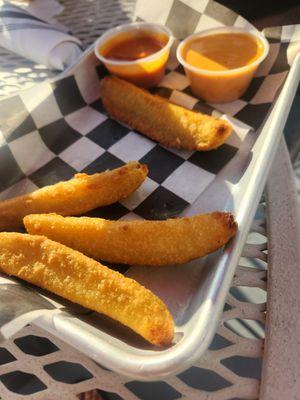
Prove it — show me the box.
[176,26,270,76]
[94,22,174,66]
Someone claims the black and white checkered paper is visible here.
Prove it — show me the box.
[0,1,299,328]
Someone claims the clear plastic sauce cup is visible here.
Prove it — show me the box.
[176,27,269,103]
[95,22,174,89]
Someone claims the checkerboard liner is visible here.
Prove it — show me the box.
[0,3,299,247]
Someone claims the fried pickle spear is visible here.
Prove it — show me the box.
[0,232,174,346]
[0,161,147,231]
[24,212,237,266]
[100,76,232,151]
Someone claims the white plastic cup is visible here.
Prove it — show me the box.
[176,27,269,103]
[95,22,174,88]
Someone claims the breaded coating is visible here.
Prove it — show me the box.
[0,161,148,231]
[0,233,174,346]
[100,76,233,151]
[24,212,238,266]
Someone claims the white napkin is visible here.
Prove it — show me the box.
[0,0,83,70]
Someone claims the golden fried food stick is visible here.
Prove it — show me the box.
[100,76,232,151]
[24,212,237,266]
[0,232,174,346]
[0,161,148,231]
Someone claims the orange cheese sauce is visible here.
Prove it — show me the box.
[100,31,168,61]
[183,32,264,71]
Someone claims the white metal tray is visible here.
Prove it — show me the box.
[26,52,299,379]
